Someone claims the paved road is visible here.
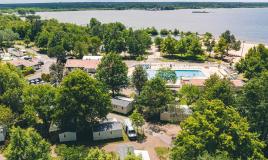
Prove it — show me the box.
[23,47,56,80]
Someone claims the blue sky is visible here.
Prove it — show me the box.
[1,0,268,4]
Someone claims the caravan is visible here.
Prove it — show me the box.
[123,119,137,140]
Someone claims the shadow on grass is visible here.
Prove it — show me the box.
[162,54,207,63]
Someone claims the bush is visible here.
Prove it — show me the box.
[22,66,35,76]
[55,144,88,160]
[41,73,51,82]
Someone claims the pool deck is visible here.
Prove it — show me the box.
[128,62,230,87]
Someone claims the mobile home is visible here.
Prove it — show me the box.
[111,96,134,115]
[0,126,7,142]
[93,121,123,141]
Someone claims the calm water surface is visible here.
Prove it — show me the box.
[37,8,268,43]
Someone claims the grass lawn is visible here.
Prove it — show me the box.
[162,53,220,63]
[155,147,170,160]
[163,53,208,62]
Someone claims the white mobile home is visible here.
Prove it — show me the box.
[58,132,77,142]
[0,126,7,142]
[111,96,134,115]
[49,123,77,143]
[93,121,123,141]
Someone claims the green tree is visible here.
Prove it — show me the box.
[178,84,200,105]
[48,45,66,63]
[156,68,177,83]
[145,27,158,36]
[236,44,268,79]
[85,148,114,160]
[125,153,142,160]
[173,29,180,36]
[96,53,128,96]
[160,29,169,36]
[74,41,88,59]
[197,151,231,160]
[203,74,235,106]
[130,109,145,133]
[0,63,25,112]
[0,105,14,126]
[5,127,51,160]
[154,37,163,50]
[55,144,88,160]
[170,99,265,160]
[24,36,31,48]
[88,36,102,55]
[203,32,215,57]
[214,30,241,58]
[132,65,148,95]
[22,84,56,135]
[0,29,19,47]
[137,77,174,120]
[49,62,64,85]
[126,29,152,57]
[236,71,268,151]
[55,69,111,131]
[160,36,176,55]
[102,22,127,53]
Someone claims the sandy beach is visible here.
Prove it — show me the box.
[225,41,268,63]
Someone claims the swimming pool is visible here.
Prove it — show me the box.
[147,69,205,79]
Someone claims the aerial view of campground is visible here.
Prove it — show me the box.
[0,0,268,160]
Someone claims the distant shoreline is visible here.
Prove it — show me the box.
[1,2,268,13]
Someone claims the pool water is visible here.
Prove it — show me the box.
[147,70,205,79]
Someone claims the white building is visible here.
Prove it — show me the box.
[111,96,134,115]
[82,55,102,61]
[92,121,123,141]
[49,123,77,143]
[0,126,7,142]
[58,132,77,142]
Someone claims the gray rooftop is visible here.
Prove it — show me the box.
[111,96,133,108]
[93,122,122,132]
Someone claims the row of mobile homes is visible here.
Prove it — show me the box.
[111,96,134,115]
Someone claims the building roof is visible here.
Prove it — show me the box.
[65,59,100,69]
[9,59,39,67]
[82,56,102,60]
[112,96,133,108]
[230,79,245,87]
[118,145,135,160]
[93,122,122,132]
[181,79,206,87]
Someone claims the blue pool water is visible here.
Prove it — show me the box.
[147,69,205,79]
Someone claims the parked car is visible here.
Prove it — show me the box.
[28,78,44,85]
[123,119,137,140]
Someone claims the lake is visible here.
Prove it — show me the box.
[37,8,268,44]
